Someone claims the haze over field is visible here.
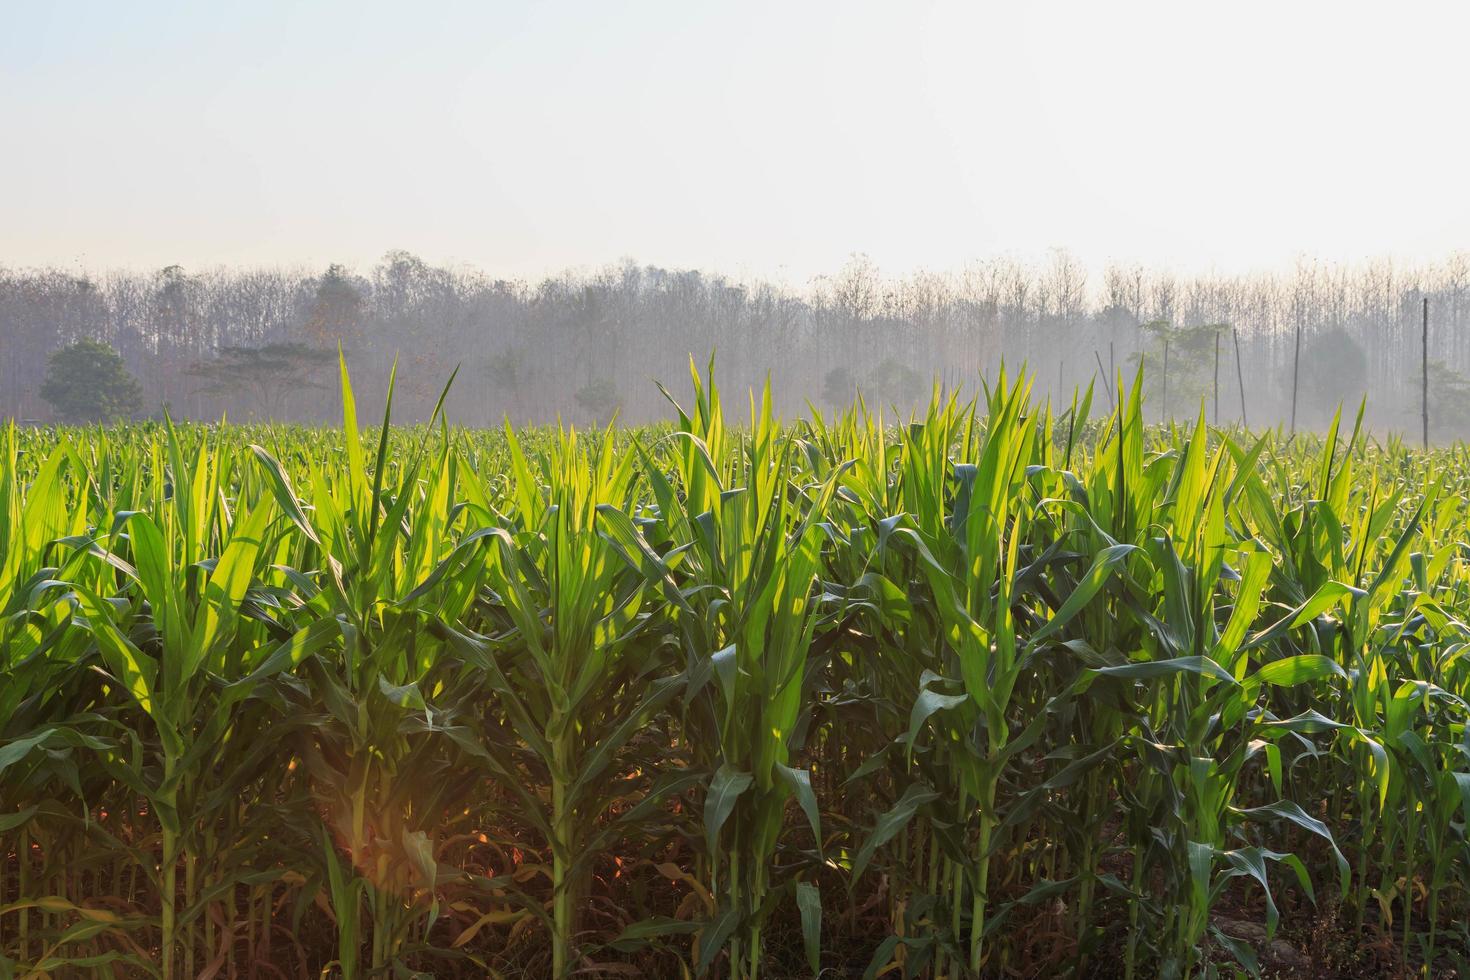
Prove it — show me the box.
[4,252,1470,438]
[3,0,1468,431]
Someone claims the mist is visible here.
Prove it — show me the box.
[4,249,1469,440]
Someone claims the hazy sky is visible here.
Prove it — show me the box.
[3,0,1467,283]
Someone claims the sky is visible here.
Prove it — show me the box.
[2,0,1467,285]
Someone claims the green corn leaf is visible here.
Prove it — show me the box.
[796,880,822,973]
[1249,654,1347,688]
[852,782,940,881]
[704,764,754,857]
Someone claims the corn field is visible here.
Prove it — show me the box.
[3,358,1470,979]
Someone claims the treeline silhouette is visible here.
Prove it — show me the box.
[4,249,1469,435]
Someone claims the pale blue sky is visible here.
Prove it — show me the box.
[3,0,1467,282]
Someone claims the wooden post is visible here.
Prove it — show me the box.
[1109,342,1116,406]
[1423,297,1430,449]
[1290,314,1303,435]
[1094,350,1113,406]
[1233,325,1248,429]
[1213,330,1220,425]
[1162,336,1170,424]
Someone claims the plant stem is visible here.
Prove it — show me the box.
[184,850,197,979]
[728,844,742,980]
[551,730,573,979]
[970,805,994,975]
[160,754,179,980]
[17,825,29,964]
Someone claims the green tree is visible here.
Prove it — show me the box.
[822,365,856,407]
[484,346,531,415]
[1130,320,1227,419]
[39,338,143,422]
[1285,326,1368,429]
[573,377,620,421]
[187,343,334,420]
[1426,359,1470,441]
[866,358,924,408]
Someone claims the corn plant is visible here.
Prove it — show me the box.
[4,362,1470,978]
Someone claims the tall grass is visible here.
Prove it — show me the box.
[2,359,1469,977]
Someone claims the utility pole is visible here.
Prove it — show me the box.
[1233,325,1248,429]
[1094,350,1113,407]
[1290,313,1303,435]
[1213,330,1220,425]
[1109,341,1116,406]
[1162,336,1170,424]
[1422,297,1430,449]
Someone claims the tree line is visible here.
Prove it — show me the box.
[4,249,1469,435]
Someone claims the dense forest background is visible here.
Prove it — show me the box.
[4,250,1469,435]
